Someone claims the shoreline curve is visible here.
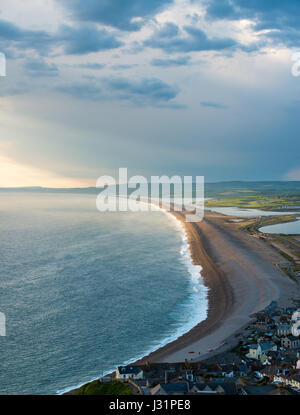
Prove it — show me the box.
[133,209,294,365]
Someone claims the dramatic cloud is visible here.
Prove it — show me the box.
[0,19,122,56]
[204,0,237,20]
[56,77,179,106]
[56,25,123,55]
[58,0,174,31]
[106,77,179,104]
[204,0,300,47]
[0,19,52,54]
[1,0,299,185]
[144,23,238,53]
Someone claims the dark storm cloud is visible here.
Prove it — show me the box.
[56,25,123,55]
[106,77,178,103]
[56,76,179,107]
[0,19,53,54]
[144,23,239,53]
[57,0,174,31]
[0,19,122,56]
[203,0,300,47]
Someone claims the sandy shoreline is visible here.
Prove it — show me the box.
[133,210,296,365]
[64,209,297,394]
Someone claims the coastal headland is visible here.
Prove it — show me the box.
[134,210,296,364]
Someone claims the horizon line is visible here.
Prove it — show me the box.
[1,179,300,190]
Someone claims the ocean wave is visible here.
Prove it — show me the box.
[58,204,208,395]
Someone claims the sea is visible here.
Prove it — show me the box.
[0,192,208,394]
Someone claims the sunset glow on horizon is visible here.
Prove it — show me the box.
[0,156,95,188]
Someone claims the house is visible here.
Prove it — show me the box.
[279,314,290,324]
[242,385,279,395]
[220,364,235,378]
[222,370,234,378]
[277,324,292,337]
[261,342,277,352]
[250,313,273,331]
[246,344,260,360]
[116,366,144,380]
[190,382,238,395]
[246,343,276,361]
[289,375,300,389]
[286,307,297,314]
[274,374,300,389]
[281,336,300,349]
[151,383,189,395]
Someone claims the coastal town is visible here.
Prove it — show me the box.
[76,301,300,395]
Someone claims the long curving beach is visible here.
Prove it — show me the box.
[135,209,296,365]
[63,207,298,394]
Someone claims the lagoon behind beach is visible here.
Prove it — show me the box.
[260,219,300,234]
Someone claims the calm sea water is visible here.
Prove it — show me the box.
[0,192,207,394]
[260,219,300,235]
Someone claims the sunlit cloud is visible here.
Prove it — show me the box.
[0,0,299,186]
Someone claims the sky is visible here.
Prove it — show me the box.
[0,0,300,187]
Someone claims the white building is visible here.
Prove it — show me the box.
[246,343,276,361]
[116,366,144,380]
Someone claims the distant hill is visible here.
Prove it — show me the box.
[1,181,300,199]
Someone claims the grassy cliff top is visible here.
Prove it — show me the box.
[73,380,132,395]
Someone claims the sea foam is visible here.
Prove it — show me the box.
[58,202,208,395]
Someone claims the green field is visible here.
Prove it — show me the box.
[206,193,300,210]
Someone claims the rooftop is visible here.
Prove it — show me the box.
[158,383,189,394]
[117,366,142,375]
